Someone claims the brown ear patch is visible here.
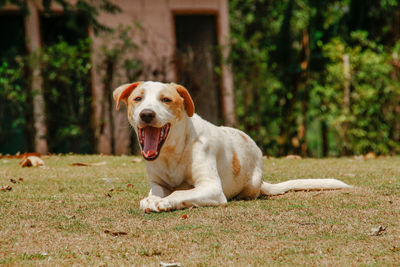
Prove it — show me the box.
[232,151,241,177]
[175,85,195,117]
[113,82,142,110]
[239,133,249,143]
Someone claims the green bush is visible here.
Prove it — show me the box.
[316,34,400,155]
[0,57,34,154]
[40,38,94,153]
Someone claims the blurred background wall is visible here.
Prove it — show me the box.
[0,0,234,155]
[1,0,399,157]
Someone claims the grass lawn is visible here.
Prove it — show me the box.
[1,155,399,266]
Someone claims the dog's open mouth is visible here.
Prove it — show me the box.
[138,123,170,161]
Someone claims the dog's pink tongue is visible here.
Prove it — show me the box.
[142,127,161,158]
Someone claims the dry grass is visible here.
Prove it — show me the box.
[1,155,399,266]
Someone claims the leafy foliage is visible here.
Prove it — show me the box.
[230,0,400,156]
[40,39,94,153]
[0,0,121,32]
[0,58,34,153]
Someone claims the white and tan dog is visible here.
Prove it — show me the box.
[114,81,351,212]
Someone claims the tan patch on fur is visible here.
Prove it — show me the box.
[161,85,185,119]
[232,151,241,177]
[240,133,249,143]
[161,145,176,155]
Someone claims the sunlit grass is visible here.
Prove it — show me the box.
[1,155,399,265]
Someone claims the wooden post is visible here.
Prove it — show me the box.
[25,1,48,154]
[342,54,350,155]
[219,0,236,126]
[343,54,350,112]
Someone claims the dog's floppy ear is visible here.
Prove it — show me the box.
[113,82,141,110]
[175,85,195,117]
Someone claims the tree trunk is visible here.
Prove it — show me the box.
[299,29,310,157]
[321,119,328,157]
[342,54,351,155]
[25,2,48,154]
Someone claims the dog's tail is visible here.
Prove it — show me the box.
[260,178,352,196]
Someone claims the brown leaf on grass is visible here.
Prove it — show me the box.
[127,184,133,188]
[105,193,112,198]
[0,185,12,191]
[263,155,275,159]
[10,179,17,184]
[0,152,41,159]
[354,152,377,160]
[69,161,107,167]
[364,152,377,159]
[132,157,142,163]
[285,154,302,159]
[104,230,128,236]
[370,225,387,236]
[18,178,24,182]
[19,156,45,167]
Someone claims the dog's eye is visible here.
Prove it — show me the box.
[134,96,142,102]
[161,97,172,103]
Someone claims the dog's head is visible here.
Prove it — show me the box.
[113,81,194,161]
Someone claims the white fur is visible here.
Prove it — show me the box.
[115,81,352,212]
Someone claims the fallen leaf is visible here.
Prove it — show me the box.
[370,225,387,236]
[127,184,133,188]
[105,193,112,198]
[160,261,181,267]
[10,179,17,184]
[0,185,12,191]
[285,154,302,159]
[19,156,45,167]
[182,214,188,219]
[263,155,275,159]
[132,157,142,163]
[69,161,107,166]
[104,230,128,236]
[18,178,24,182]
[364,152,377,159]
[0,152,41,159]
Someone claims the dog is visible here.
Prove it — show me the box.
[113,81,351,212]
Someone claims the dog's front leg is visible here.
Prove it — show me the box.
[156,179,228,211]
[149,159,227,212]
[141,158,227,212]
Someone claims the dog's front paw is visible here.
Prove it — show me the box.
[139,196,175,213]
[154,198,174,212]
[140,195,162,212]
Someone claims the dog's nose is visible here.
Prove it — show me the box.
[140,109,156,123]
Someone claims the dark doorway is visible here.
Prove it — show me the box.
[40,14,94,153]
[0,14,34,154]
[174,15,221,124]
